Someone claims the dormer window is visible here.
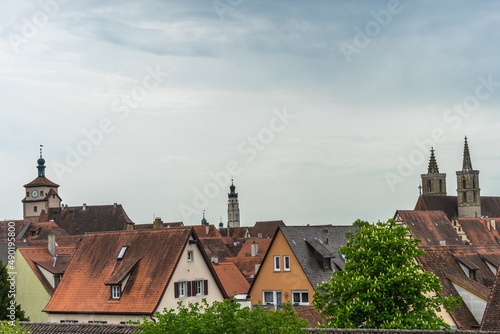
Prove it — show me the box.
[117,246,128,260]
[111,285,121,299]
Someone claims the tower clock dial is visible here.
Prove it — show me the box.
[31,190,39,198]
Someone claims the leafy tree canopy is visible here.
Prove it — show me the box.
[0,262,29,321]
[140,299,308,334]
[0,320,31,334]
[313,219,461,330]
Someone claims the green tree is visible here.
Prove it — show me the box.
[313,219,461,330]
[0,320,31,334]
[140,299,308,334]
[0,262,28,321]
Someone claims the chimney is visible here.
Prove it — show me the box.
[492,219,496,231]
[487,220,491,231]
[251,241,259,257]
[153,217,164,229]
[206,224,210,236]
[114,203,117,208]
[211,256,219,264]
[48,234,56,256]
[83,203,87,211]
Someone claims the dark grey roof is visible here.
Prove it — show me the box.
[280,225,358,290]
[20,322,142,333]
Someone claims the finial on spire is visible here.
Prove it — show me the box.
[462,136,473,171]
[40,144,43,158]
[37,145,46,177]
[201,210,208,225]
[427,147,440,174]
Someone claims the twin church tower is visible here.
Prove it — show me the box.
[420,137,481,218]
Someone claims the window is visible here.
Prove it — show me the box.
[292,291,309,305]
[187,251,193,262]
[41,191,44,196]
[88,321,107,324]
[463,192,467,203]
[439,179,443,192]
[26,192,29,197]
[178,281,187,298]
[60,320,78,324]
[274,256,280,271]
[283,256,290,271]
[117,246,128,260]
[34,206,38,212]
[427,180,431,192]
[263,291,282,309]
[196,280,204,296]
[111,285,120,299]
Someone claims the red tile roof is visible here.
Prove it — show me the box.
[415,195,500,220]
[251,220,285,239]
[225,256,263,283]
[212,261,250,295]
[24,176,60,188]
[395,210,462,246]
[0,220,31,240]
[236,238,272,258]
[18,246,75,295]
[44,228,226,315]
[20,322,142,333]
[191,224,222,238]
[40,205,134,235]
[134,222,183,230]
[198,238,233,262]
[459,218,500,245]
[219,227,251,239]
[481,267,500,331]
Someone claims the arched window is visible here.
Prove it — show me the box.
[427,180,432,193]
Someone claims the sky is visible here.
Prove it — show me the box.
[1,0,500,227]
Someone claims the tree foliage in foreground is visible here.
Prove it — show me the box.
[140,299,308,334]
[313,219,462,330]
[0,320,31,334]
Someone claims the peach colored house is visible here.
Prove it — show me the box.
[248,225,356,309]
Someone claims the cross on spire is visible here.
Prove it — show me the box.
[462,136,473,171]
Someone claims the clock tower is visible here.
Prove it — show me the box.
[22,146,62,222]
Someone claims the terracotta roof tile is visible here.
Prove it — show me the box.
[24,176,59,188]
[459,218,500,245]
[134,222,183,230]
[293,305,326,328]
[42,205,133,235]
[251,220,285,239]
[198,238,233,262]
[415,195,500,220]
[225,256,263,283]
[396,210,462,246]
[44,228,199,314]
[481,267,500,331]
[0,220,31,240]
[212,261,250,295]
[18,246,75,295]
[219,227,251,239]
[191,224,222,238]
[236,238,272,258]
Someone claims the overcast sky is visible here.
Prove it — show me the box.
[2,0,500,227]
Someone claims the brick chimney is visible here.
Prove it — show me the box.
[251,241,259,257]
[153,217,164,229]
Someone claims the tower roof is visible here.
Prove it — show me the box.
[462,136,473,172]
[427,147,440,174]
[25,145,59,187]
[229,179,238,198]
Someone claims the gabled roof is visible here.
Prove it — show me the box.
[279,225,358,290]
[236,238,272,258]
[212,261,250,296]
[192,224,222,238]
[417,245,500,329]
[198,238,233,262]
[459,218,500,245]
[481,267,500,331]
[39,205,134,235]
[24,176,59,188]
[18,246,75,296]
[251,220,285,239]
[224,256,263,283]
[415,195,500,220]
[23,221,69,242]
[219,227,251,239]
[44,228,226,314]
[395,210,462,246]
[293,305,326,328]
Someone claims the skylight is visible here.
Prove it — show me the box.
[117,246,128,260]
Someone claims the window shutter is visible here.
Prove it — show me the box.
[191,281,197,295]
[187,281,192,297]
[174,282,179,298]
[204,280,208,295]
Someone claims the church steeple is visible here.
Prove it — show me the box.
[227,179,240,228]
[456,136,481,218]
[421,147,446,196]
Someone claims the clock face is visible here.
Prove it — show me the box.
[31,190,39,198]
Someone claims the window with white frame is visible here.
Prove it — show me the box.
[179,281,187,298]
[196,280,204,296]
[263,290,283,309]
[187,251,193,262]
[283,256,290,271]
[274,256,280,271]
[292,291,309,305]
[111,285,120,299]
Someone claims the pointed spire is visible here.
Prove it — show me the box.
[462,136,473,171]
[201,210,208,225]
[427,147,440,174]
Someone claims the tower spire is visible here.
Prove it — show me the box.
[462,136,473,171]
[37,144,46,177]
[427,147,440,174]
